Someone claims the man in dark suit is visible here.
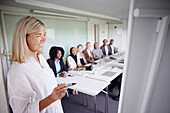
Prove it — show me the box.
[109,39,115,54]
[100,39,112,56]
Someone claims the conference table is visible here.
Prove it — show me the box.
[56,52,125,113]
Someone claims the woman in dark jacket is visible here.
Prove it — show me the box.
[47,46,68,77]
[47,46,78,95]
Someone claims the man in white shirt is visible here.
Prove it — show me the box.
[100,39,112,56]
[104,45,109,56]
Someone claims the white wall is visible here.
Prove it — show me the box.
[108,24,122,50]
[108,19,127,51]
[88,18,127,50]
[99,24,109,46]
[87,18,109,47]
[87,21,95,46]
[121,19,128,51]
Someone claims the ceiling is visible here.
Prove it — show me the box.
[39,0,130,19]
[0,0,130,20]
[137,0,170,10]
[0,0,170,20]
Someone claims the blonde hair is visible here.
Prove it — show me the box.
[10,16,45,63]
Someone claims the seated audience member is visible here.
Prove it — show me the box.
[47,46,68,77]
[77,44,87,65]
[92,42,104,60]
[48,46,78,95]
[82,42,94,63]
[100,39,112,56]
[109,39,115,54]
[66,47,86,71]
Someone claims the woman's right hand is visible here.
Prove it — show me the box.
[50,84,68,102]
[39,84,68,112]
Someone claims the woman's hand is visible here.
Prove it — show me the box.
[59,71,67,77]
[73,68,78,71]
[78,68,85,71]
[50,84,68,101]
[39,84,67,112]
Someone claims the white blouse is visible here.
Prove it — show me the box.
[104,46,109,56]
[7,54,64,113]
[66,56,82,70]
[110,44,114,54]
[77,52,87,64]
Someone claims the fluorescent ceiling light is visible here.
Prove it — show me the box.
[32,9,81,19]
[15,0,120,21]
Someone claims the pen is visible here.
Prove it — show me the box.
[66,83,76,87]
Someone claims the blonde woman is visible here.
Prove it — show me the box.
[92,42,104,60]
[77,44,87,65]
[7,16,67,113]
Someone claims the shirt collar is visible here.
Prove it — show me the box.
[55,59,60,64]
